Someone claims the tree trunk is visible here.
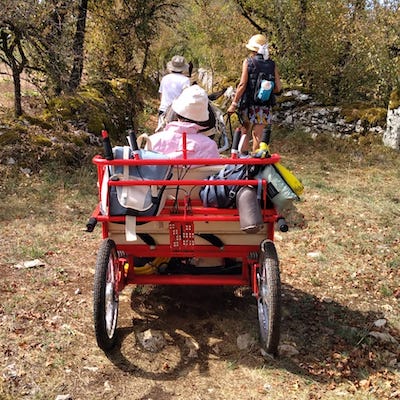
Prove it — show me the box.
[12,67,23,117]
[48,0,68,95]
[1,28,25,116]
[68,0,88,92]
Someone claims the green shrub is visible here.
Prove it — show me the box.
[389,89,400,110]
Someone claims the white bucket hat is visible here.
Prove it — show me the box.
[172,85,209,122]
[167,55,188,73]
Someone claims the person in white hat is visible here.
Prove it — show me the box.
[227,34,282,153]
[171,84,209,123]
[157,55,191,128]
[149,85,219,160]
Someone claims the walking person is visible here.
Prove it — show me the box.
[188,60,193,78]
[148,84,219,160]
[227,34,282,153]
[157,55,191,131]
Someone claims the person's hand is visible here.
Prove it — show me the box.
[227,104,236,114]
[227,101,238,115]
[253,142,271,158]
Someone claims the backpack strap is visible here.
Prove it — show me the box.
[136,133,152,150]
[122,145,131,179]
[125,215,137,241]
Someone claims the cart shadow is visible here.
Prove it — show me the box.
[277,284,399,383]
[104,283,398,384]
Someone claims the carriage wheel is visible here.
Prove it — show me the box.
[257,239,281,356]
[93,238,120,351]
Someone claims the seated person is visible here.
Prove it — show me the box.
[148,85,220,160]
[161,99,217,135]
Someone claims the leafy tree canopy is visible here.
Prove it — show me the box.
[1,0,399,121]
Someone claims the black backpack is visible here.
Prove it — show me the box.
[239,56,276,110]
[199,163,259,208]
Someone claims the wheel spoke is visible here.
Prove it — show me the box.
[257,239,281,356]
[105,281,117,337]
[93,239,120,351]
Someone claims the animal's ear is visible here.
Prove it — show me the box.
[208,87,228,101]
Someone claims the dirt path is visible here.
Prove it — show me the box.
[0,66,38,111]
[1,131,399,399]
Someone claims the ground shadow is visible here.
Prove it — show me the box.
[105,283,398,384]
[277,284,398,383]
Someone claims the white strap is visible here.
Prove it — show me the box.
[120,146,131,205]
[123,146,130,179]
[100,166,110,215]
[136,133,152,150]
[238,134,247,153]
[125,215,137,241]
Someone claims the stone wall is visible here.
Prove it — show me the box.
[383,96,400,150]
[271,90,386,139]
[222,86,400,149]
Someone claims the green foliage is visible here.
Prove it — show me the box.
[2,0,400,123]
[0,129,20,146]
[44,92,99,133]
[341,105,387,126]
[20,115,53,130]
[43,78,153,141]
[86,0,178,80]
[360,108,388,126]
[32,135,52,147]
[82,1,182,130]
[173,1,254,89]
[389,88,400,110]
[232,0,400,107]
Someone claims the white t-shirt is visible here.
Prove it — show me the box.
[159,73,190,112]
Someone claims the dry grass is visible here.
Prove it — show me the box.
[0,128,399,400]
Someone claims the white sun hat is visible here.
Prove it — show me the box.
[172,85,209,122]
[245,34,268,52]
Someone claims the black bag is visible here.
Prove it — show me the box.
[199,163,257,208]
[239,57,276,110]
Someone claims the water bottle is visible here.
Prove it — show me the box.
[236,186,263,234]
[257,80,274,102]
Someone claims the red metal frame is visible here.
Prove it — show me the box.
[91,149,282,297]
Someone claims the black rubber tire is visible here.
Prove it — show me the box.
[93,238,119,351]
[257,239,281,356]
